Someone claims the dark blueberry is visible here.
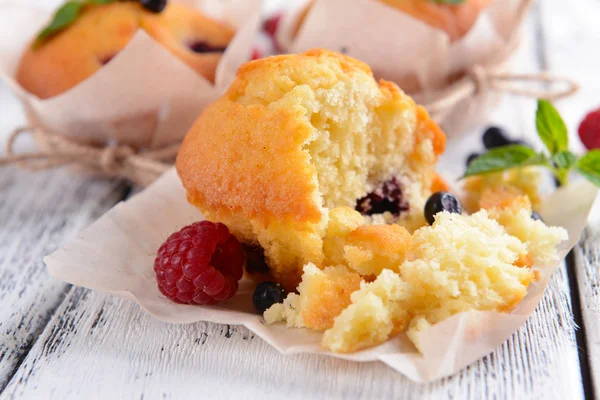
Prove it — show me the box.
[355,177,409,217]
[187,41,227,54]
[253,282,285,313]
[483,126,512,149]
[244,244,270,274]
[140,0,167,13]
[424,191,462,225]
[531,211,543,222]
[466,153,480,167]
[99,54,115,66]
[553,176,563,188]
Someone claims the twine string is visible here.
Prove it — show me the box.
[0,127,179,186]
[423,66,580,115]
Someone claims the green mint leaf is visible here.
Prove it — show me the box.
[552,150,578,170]
[576,150,600,187]
[535,99,569,155]
[464,145,546,178]
[34,0,117,46]
[36,2,83,43]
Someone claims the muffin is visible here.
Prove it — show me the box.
[293,0,493,42]
[176,49,446,291]
[16,2,234,99]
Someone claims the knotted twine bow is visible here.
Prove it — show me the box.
[422,67,580,119]
[0,67,580,186]
[0,127,179,186]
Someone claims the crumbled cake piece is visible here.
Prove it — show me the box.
[323,207,366,266]
[400,210,534,320]
[482,193,568,267]
[322,210,546,353]
[265,183,568,354]
[462,167,542,213]
[264,263,362,330]
[322,270,405,353]
[343,224,412,276]
[323,207,412,277]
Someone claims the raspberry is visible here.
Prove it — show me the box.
[251,48,262,61]
[578,108,600,150]
[154,221,245,305]
[263,13,282,37]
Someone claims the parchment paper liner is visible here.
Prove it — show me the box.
[45,166,598,382]
[0,0,263,148]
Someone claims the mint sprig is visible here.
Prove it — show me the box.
[576,151,600,187]
[464,99,600,188]
[35,0,117,46]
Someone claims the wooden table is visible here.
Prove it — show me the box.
[1,0,599,398]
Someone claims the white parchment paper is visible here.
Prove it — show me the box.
[45,164,598,382]
[277,0,522,93]
[0,0,262,148]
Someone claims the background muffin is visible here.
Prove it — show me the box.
[17,1,234,99]
[292,0,492,42]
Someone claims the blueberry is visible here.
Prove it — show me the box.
[424,191,462,225]
[140,0,167,13]
[355,178,409,217]
[466,153,480,167]
[553,176,563,188]
[483,126,512,149]
[253,282,285,313]
[187,41,227,54]
[531,211,543,222]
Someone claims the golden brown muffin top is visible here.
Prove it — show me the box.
[177,49,445,231]
[17,2,234,98]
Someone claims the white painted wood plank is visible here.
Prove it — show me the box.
[538,0,600,394]
[574,227,600,395]
[0,80,129,390]
[0,267,585,400]
[2,8,588,397]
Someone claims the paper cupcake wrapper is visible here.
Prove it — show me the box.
[44,165,598,382]
[0,0,263,148]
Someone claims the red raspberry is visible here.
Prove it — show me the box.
[578,108,600,150]
[251,48,262,61]
[263,13,282,37]
[154,221,245,305]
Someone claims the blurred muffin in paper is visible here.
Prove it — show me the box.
[275,0,527,135]
[0,0,263,148]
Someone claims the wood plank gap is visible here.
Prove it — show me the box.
[0,285,71,393]
[566,250,596,399]
[0,180,133,394]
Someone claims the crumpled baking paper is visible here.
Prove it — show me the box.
[277,0,521,93]
[0,0,262,148]
[44,165,598,382]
